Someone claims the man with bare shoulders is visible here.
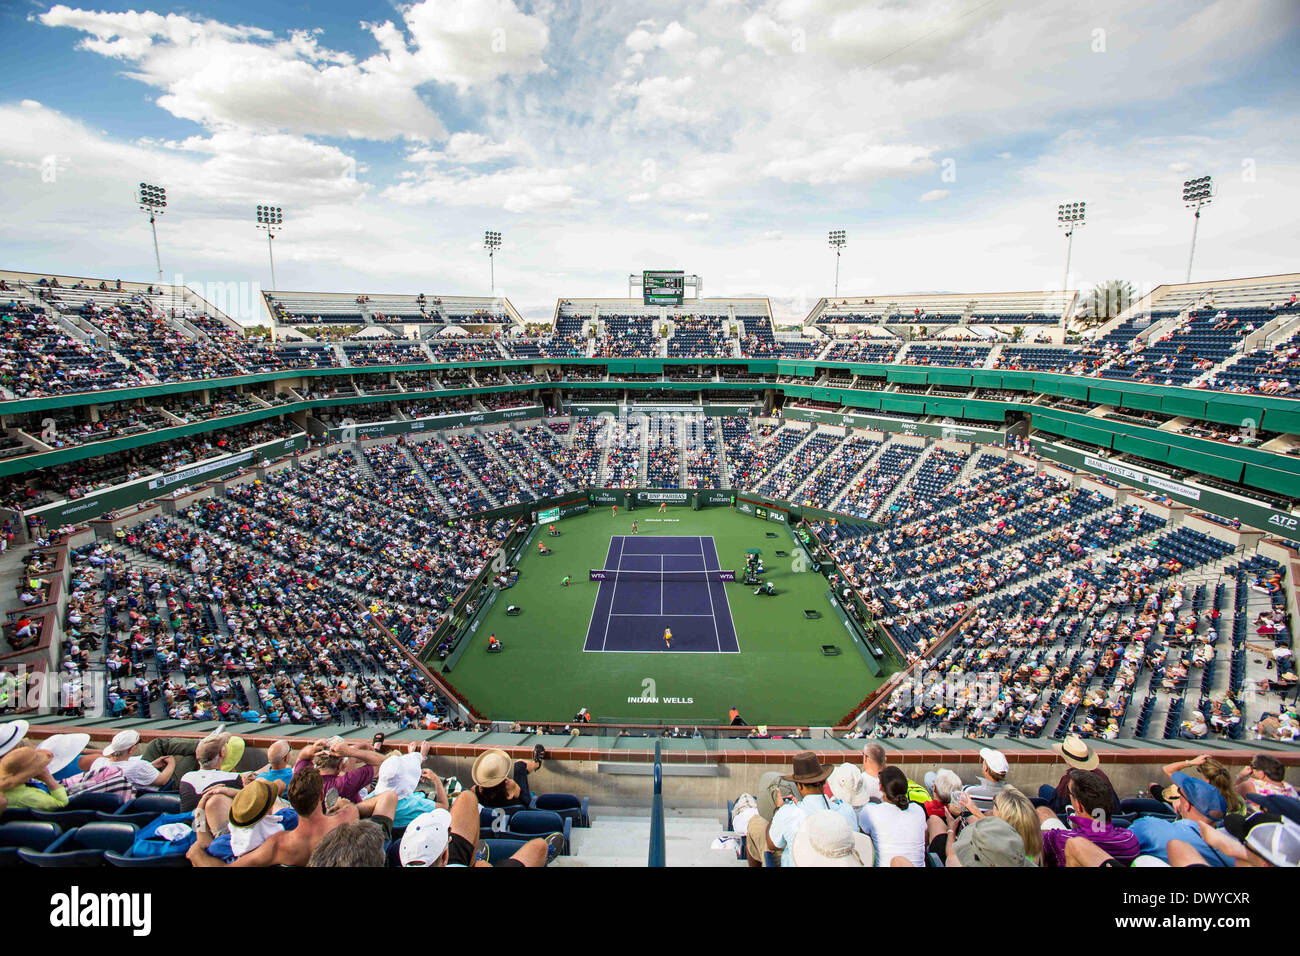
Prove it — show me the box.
[186,765,396,867]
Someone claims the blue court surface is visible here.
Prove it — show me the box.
[583,536,740,653]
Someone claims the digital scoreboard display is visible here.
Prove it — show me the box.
[643,270,685,306]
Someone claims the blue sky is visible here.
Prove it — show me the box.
[0,0,1297,320]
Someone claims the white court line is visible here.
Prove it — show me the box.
[660,554,664,615]
[609,612,717,618]
[699,536,722,653]
[584,536,617,652]
[599,536,623,652]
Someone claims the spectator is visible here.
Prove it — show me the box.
[768,753,859,867]
[295,738,386,804]
[179,732,243,811]
[948,815,1036,867]
[0,746,68,811]
[188,765,396,867]
[470,746,546,809]
[1236,754,1298,800]
[1127,772,1231,866]
[960,747,1010,813]
[247,740,295,791]
[80,728,176,793]
[1037,735,1121,816]
[1038,768,1140,867]
[858,766,927,867]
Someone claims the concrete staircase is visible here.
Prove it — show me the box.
[552,807,745,868]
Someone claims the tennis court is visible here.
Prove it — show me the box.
[583,535,740,653]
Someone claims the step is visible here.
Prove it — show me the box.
[550,809,746,868]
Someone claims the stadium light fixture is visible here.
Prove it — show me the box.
[484,230,502,293]
[137,182,167,287]
[1057,201,1085,304]
[1182,175,1213,284]
[828,229,847,298]
[256,204,284,289]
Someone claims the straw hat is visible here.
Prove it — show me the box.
[0,746,52,791]
[472,749,514,788]
[230,780,278,829]
[1052,734,1099,771]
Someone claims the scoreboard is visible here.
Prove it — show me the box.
[643,270,685,306]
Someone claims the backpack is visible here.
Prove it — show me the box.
[129,811,196,858]
[62,763,134,801]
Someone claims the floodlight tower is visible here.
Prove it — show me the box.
[1057,201,1085,300]
[256,204,284,289]
[1182,176,1213,284]
[828,229,847,298]
[137,182,167,287]
[484,230,502,293]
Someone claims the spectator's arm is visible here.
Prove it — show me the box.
[151,755,177,787]
[338,742,386,767]
[1196,821,1248,864]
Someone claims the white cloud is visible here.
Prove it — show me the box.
[919,188,949,202]
[762,230,784,240]
[616,75,710,126]
[762,137,935,185]
[406,132,524,165]
[383,162,593,213]
[684,211,710,222]
[38,0,550,141]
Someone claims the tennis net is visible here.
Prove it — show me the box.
[589,568,736,583]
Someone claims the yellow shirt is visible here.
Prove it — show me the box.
[3,783,68,811]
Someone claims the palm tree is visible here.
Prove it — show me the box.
[1088,279,1136,321]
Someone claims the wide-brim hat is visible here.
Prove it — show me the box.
[0,720,29,758]
[38,733,90,774]
[783,752,832,784]
[1052,734,1099,771]
[954,816,1037,867]
[790,810,873,867]
[0,745,52,790]
[472,748,514,788]
[826,763,870,807]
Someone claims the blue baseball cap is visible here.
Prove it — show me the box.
[1170,771,1227,821]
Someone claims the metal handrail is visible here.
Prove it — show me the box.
[648,739,666,867]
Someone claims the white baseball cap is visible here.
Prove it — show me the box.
[979,747,1009,775]
[103,728,140,756]
[399,809,452,866]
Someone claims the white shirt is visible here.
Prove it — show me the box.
[858,801,927,868]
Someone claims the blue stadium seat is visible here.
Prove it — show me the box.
[17,822,137,867]
[0,820,63,867]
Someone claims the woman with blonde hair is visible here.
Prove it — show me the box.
[954,784,1043,865]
